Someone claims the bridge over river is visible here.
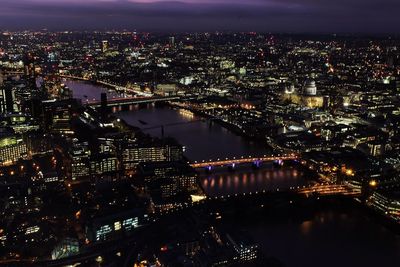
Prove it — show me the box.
[189,154,298,169]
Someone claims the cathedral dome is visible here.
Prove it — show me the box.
[304,79,317,96]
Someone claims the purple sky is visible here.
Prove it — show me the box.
[0,0,399,33]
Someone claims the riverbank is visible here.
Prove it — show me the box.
[169,102,275,150]
[218,196,400,267]
[58,79,400,267]
[116,105,268,161]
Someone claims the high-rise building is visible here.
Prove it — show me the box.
[69,140,91,181]
[25,130,53,156]
[90,154,118,176]
[0,80,19,114]
[23,52,35,79]
[0,129,28,165]
[102,40,109,53]
[138,161,198,200]
[51,238,79,260]
[369,190,400,222]
[42,99,79,134]
[226,233,258,263]
[120,141,183,170]
[169,36,175,47]
[85,209,146,242]
[23,52,37,91]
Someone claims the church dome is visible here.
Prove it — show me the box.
[304,79,317,96]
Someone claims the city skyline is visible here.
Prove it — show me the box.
[1,1,400,266]
[0,0,399,33]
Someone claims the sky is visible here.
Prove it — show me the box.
[0,0,399,33]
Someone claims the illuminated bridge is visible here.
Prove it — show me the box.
[203,183,361,201]
[297,183,361,197]
[86,96,180,108]
[189,154,298,169]
[59,74,154,97]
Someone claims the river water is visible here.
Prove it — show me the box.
[242,206,400,267]
[117,106,269,161]
[65,80,307,196]
[67,80,400,267]
[63,79,122,102]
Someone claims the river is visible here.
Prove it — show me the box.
[66,79,400,267]
[234,204,400,267]
[117,106,270,161]
[63,79,122,102]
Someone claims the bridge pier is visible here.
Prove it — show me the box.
[252,160,262,169]
[128,104,138,111]
[205,165,213,173]
[273,159,284,168]
[227,162,236,171]
[111,105,122,113]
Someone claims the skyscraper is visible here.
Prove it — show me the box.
[102,40,109,53]
[0,82,17,114]
[23,52,37,91]
[23,53,35,79]
[169,36,175,48]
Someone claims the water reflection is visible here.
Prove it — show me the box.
[66,79,400,267]
[63,80,121,101]
[200,167,305,197]
[247,209,400,267]
[300,220,313,235]
[117,106,270,161]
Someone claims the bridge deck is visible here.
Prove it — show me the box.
[87,96,180,107]
[190,154,298,168]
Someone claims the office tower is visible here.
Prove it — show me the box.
[0,131,28,165]
[0,83,17,114]
[70,141,91,181]
[169,36,175,47]
[23,52,37,91]
[102,40,109,53]
[23,52,35,79]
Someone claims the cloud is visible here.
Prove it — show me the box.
[0,0,398,33]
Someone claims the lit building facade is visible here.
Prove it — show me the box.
[0,136,28,165]
[226,233,258,263]
[370,190,400,222]
[121,142,183,170]
[51,238,79,260]
[90,155,118,176]
[86,210,146,242]
[69,141,91,181]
